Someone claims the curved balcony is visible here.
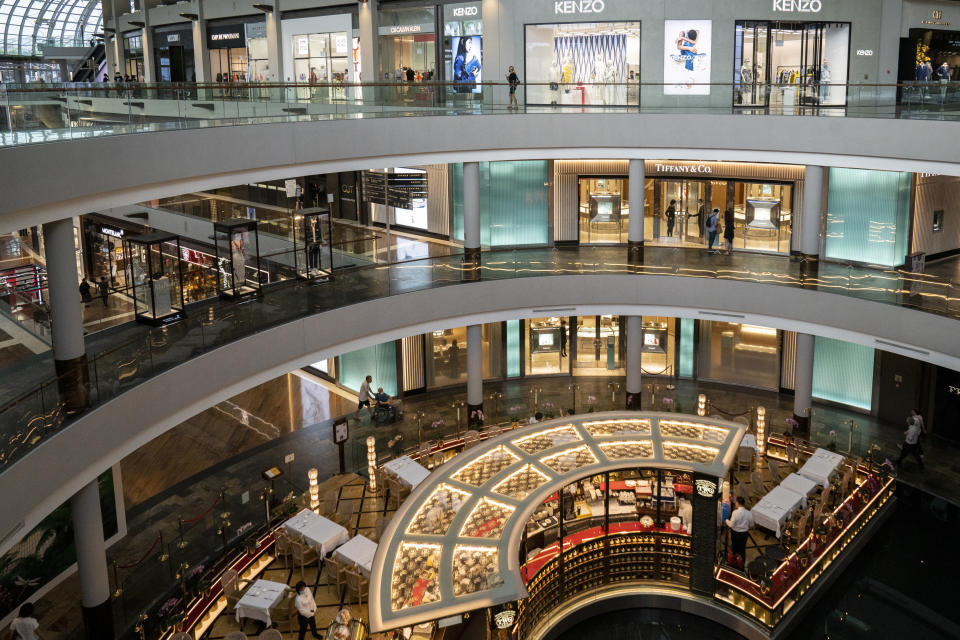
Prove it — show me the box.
[0,246,956,554]
[3,82,960,231]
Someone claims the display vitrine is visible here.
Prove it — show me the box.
[213,219,262,298]
[125,232,185,325]
[295,207,333,280]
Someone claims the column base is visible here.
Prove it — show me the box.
[794,253,819,283]
[462,248,481,282]
[81,598,114,640]
[792,412,811,437]
[54,354,89,414]
[467,402,484,428]
[627,240,644,265]
[625,390,642,410]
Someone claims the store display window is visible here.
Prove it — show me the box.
[84,221,130,292]
[125,232,185,325]
[122,33,144,79]
[208,24,250,81]
[573,315,623,376]
[578,177,629,244]
[339,342,398,397]
[213,219,262,299]
[453,161,549,247]
[525,22,640,107]
[379,6,437,81]
[153,28,195,82]
[526,317,569,376]
[733,21,850,108]
[246,23,269,81]
[639,316,676,377]
[426,324,502,388]
[696,321,780,390]
[291,32,350,83]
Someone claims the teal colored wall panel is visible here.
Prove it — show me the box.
[506,319,521,377]
[825,168,911,267]
[813,337,874,410]
[679,318,694,378]
[453,161,549,246]
[339,342,398,397]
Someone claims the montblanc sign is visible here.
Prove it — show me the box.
[555,0,606,15]
[654,163,713,174]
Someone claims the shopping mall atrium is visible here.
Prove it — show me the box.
[1,0,960,639]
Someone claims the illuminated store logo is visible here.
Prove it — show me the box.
[695,479,717,498]
[554,0,606,15]
[453,6,478,17]
[948,385,960,396]
[211,33,241,41]
[655,163,713,174]
[167,34,180,43]
[773,0,822,13]
[100,226,124,238]
[494,610,516,629]
[390,25,422,34]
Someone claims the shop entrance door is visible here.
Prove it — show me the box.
[734,21,768,107]
[578,177,629,244]
[573,315,623,376]
[657,180,708,246]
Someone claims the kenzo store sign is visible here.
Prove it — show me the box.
[773,0,823,12]
[555,0,606,15]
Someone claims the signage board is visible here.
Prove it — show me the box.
[208,24,246,49]
[664,20,712,96]
[362,170,429,209]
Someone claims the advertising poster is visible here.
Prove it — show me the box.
[663,20,712,95]
[450,35,482,93]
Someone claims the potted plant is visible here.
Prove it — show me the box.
[542,402,555,419]
[586,396,597,412]
[184,564,205,596]
[508,406,523,426]
[157,598,182,632]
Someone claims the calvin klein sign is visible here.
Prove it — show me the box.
[555,0,606,15]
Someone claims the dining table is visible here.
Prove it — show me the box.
[333,534,378,578]
[751,486,805,538]
[283,509,349,555]
[384,455,431,489]
[779,472,820,507]
[798,448,845,488]
[234,579,288,627]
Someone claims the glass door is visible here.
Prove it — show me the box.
[656,180,707,247]
[734,22,768,107]
[578,177,628,244]
[800,23,824,106]
[574,315,623,375]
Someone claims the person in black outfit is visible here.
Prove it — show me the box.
[694,198,705,238]
[559,320,568,357]
[723,208,735,254]
[97,276,109,307]
[78,277,91,303]
[405,67,415,82]
[665,199,677,237]
[506,66,520,109]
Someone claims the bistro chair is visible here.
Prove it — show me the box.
[767,459,786,483]
[274,530,294,568]
[290,540,318,579]
[221,569,247,608]
[258,629,283,640]
[269,593,296,633]
[343,566,369,607]
[170,633,193,640]
[785,443,800,467]
[224,631,248,640]
[750,471,767,498]
[336,499,356,530]
[734,479,751,505]
[323,490,339,516]
[373,516,389,542]
[322,554,345,589]
[737,446,755,471]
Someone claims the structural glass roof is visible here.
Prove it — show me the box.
[0,0,101,56]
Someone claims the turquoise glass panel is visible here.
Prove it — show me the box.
[679,318,694,378]
[452,161,549,246]
[506,319,521,377]
[339,342,398,396]
[813,337,874,410]
[824,168,911,267]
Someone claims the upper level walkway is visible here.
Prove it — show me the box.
[3,82,960,231]
[0,245,958,553]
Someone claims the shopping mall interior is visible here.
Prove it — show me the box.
[2,1,960,640]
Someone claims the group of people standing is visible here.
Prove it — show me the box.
[663,198,735,254]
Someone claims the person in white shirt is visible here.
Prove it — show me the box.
[724,496,754,565]
[354,374,374,420]
[294,581,321,640]
[9,603,43,640]
[896,416,925,470]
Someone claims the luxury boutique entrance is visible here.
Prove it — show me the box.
[574,315,624,376]
[734,21,850,108]
[578,178,629,244]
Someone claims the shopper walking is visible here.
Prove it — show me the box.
[294,581,322,640]
[9,602,44,640]
[723,208,735,254]
[506,66,520,110]
[664,199,677,237]
[705,208,719,252]
[724,496,753,567]
[97,276,109,307]
[78,277,92,303]
[355,374,374,420]
[896,416,925,470]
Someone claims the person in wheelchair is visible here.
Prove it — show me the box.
[373,387,402,424]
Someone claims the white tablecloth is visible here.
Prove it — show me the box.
[234,579,288,626]
[333,534,378,578]
[798,448,845,488]
[283,509,349,555]
[384,455,431,489]
[780,473,819,507]
[740,433,758,452]
[751,486,804,537]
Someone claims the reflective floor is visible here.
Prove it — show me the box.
[556,608,747,640]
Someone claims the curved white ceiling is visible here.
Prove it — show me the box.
[369,412,747,632]
[0,272,957,555]
[2,113,960,232]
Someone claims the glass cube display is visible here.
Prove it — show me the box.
[405,484,471,535]
[296,207,333,280]
[213,218,262,298]
[124,232,184,325]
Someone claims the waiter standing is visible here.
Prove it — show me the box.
[725,496,753,567]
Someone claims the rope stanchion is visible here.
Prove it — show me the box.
[181,495,222,525]
[115,533,162,570]
[709,404,753,418]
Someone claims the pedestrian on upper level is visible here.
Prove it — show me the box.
[78,277,91,303]
[355,374,374,420]
[705,208,719,252]
[723,208,735,254]
[896,416,924,470]
[97,276,109,307]
[664,199,677,237]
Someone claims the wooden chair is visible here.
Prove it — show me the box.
[269,593,296,633]
[258,629,283,640]
[343,566,369,607]
[221,569,247,608]
[750,471,766,498]
[322,554,345,589]
[373,516,389,542]
[337,499,356,530]
[786,444,799,466]
[767,459,785,483]
[820,486,833,511]
[323,490,339,516]
[290,541,318,579]
[170,633,193,640]
[734,479,750,505]
[274,530,294,568]
[737,446,755,471]
[839,466,855,497]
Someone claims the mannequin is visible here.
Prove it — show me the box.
[549,57,562,105]
[740,60,753,86]
[592,52,606,104]
[819,60,831,103]
[604,62,618,105]
[230,233,246,289]
[561,54,575,105]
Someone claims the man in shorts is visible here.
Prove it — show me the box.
[355,375,374,420]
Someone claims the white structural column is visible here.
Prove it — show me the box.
[71,480,113,639]
[467,324,484,426]
[42,218,89,411]
[191,0,210,83]
[799,165,825,258]
[628,159,645,262]
[140,8,155,83]
[264,1,283,81]
[358,0,379,83]
[625,315,642,409]
[463,161,481,263]
[793,332,815,435]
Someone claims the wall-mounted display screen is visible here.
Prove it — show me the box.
[538,333,555,347]
[664,20,712,95]
[450,35,482,93]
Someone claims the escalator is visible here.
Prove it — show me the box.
[71,43,105,82]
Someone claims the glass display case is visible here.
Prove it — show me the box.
[124,232,185,325]
[295,207,333,280]
[213,219,262,299]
